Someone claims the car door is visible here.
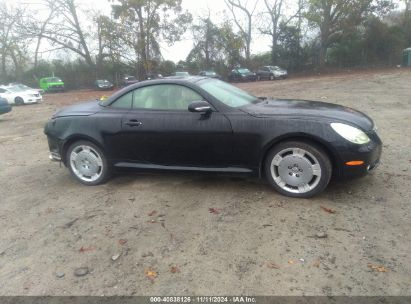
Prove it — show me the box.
[119,84,233,167]
[230,70,240,81]
[260,67,268,79]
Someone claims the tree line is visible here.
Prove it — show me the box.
[0,0,410,88]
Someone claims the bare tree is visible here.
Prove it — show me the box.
[225,0,259,61]
[260,0,305,64]
[306,0,395,66]
[33,1,59,68]
[404,0,411,23]
[0,3,26,81]
[37,0,94,68]
[111,0,192,77]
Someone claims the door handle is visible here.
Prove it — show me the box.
[125,120,142,127]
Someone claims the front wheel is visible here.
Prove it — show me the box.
[66,140,111,186]
[15,97,24,105]
[264,141,332,198]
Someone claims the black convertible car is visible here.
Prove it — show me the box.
[44,77,382,198]
[0,97,12,115]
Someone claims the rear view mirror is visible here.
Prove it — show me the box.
[188,101,213,113]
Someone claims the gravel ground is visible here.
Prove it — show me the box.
[0,69,410,296]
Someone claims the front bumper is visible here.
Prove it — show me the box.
[25,97,42,104]
[49,152,62,162]
[45,119,64,163]
[47,86,65,92]
[337,131,382,179]
[242,76,257,81]
[97,86,114,90]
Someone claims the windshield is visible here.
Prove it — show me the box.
[97,80,110,84]
[199,79,258,108]
[16,84,31,90]
[47,77,62,82]
[7,86,25,92]
[238,68,250,74]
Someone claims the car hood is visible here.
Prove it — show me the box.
[27,90,41,95]
[53,101,102,118]
[242,99,374,131]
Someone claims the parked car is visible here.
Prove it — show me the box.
[228,68,257,82]
[122,76,139,87]
[145,73,163,80]
[39,77,65,92]
[199,71,221,79]
[8,83,44,94]
[257,66,288,80]
[0,97,12,115]
[44,77,382,198]
[0,85,42,105]
[174,71,190,77]
[94,79,114,91]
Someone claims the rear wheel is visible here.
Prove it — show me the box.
[66,140,110,185]
[264,141,332,198]
[14,97,24,105]
[270,75,274,80]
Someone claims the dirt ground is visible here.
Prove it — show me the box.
[0,68,410,296]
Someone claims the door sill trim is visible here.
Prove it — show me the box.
[114,162,252,173]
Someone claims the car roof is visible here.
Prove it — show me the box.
[42,77,61,80]
[162,76,208,82]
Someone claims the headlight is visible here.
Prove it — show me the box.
[331,123,370,145]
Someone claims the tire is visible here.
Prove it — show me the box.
[270,75,274,81]
[15,97,24,105]
[66,140,111,186]
[264,140,332,198]
[257,75,261,81]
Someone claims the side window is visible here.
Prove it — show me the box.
[111,91,133,109]
[168,85,202,110]
[132,84,203,111]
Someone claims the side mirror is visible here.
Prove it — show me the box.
[188,101,213,113]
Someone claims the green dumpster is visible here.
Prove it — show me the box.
[403,48,411,66]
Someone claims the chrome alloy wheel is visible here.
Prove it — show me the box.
[69,145,103,182]
[270,147,322,194]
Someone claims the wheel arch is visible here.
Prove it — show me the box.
[14,96,24,103]
[61,134,106,166]
[259,133,341,178]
